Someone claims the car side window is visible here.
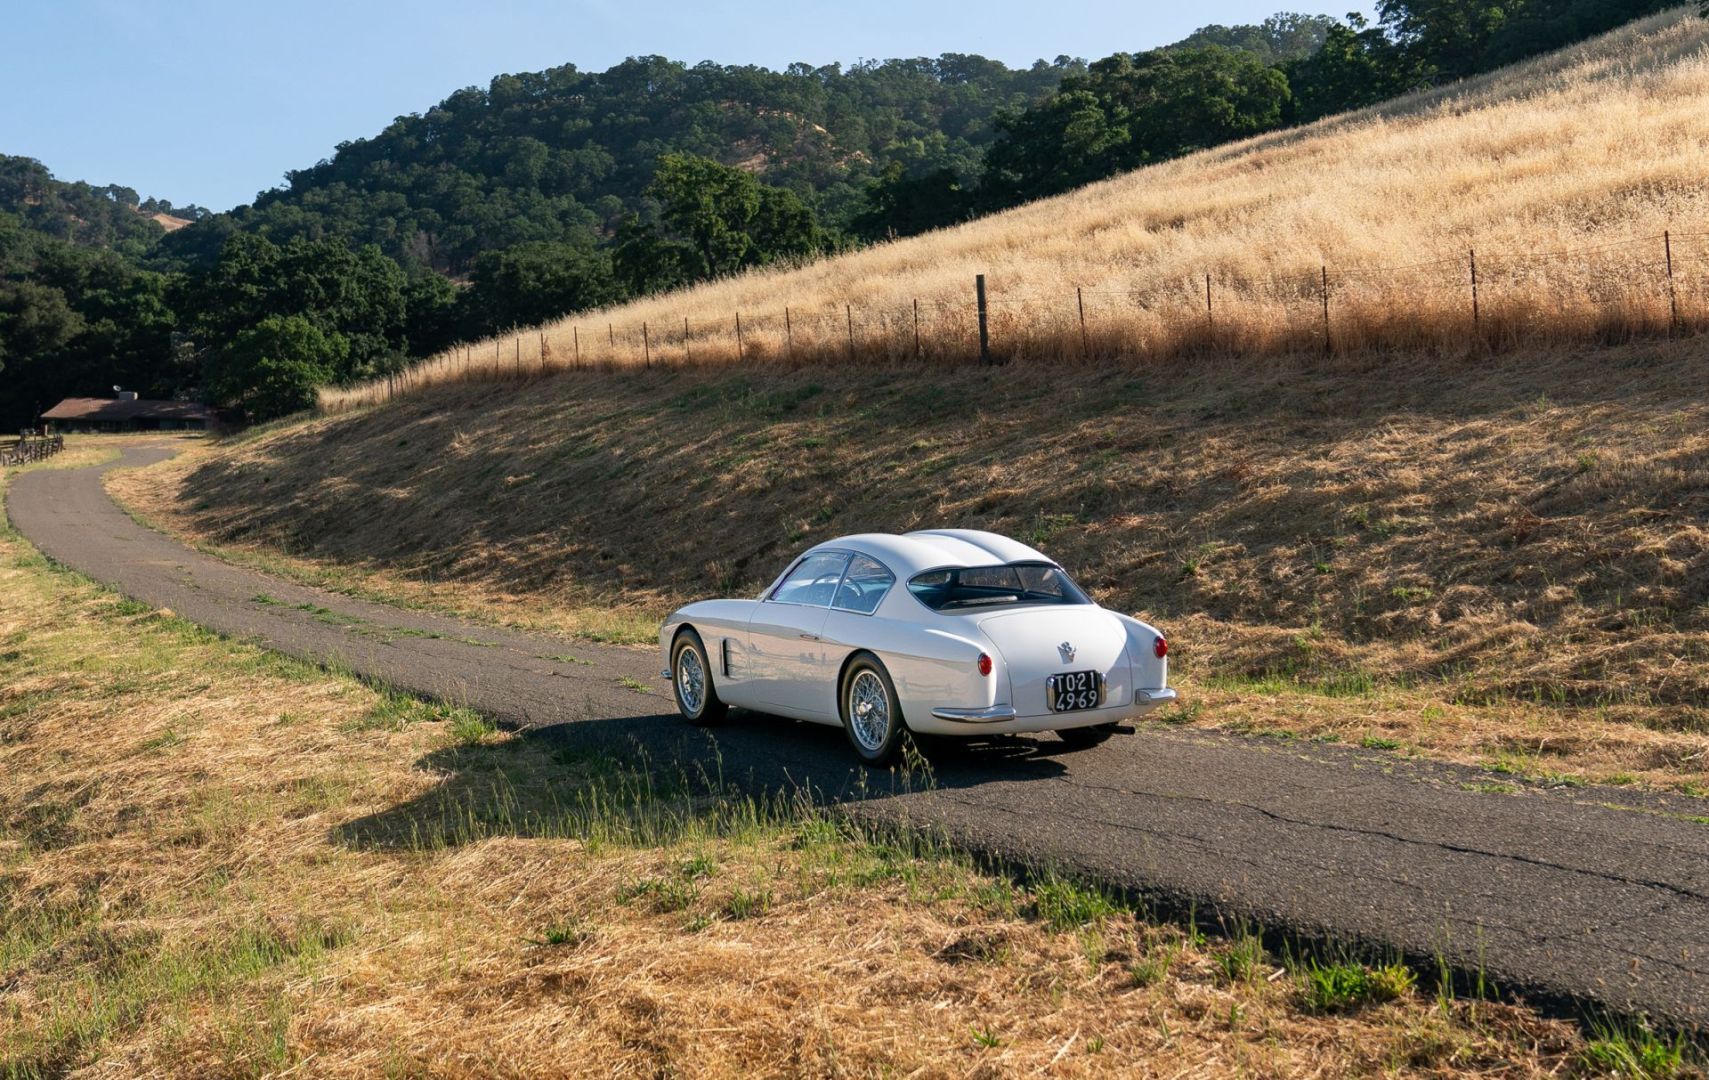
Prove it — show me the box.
[768,552,850,607]
[833,554,895,615]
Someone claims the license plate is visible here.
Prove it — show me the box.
[1048,670,1104,712]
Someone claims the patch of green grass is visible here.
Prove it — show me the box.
[1032,877,1117,931]
[1129,949,1173,987]
[539,653,593,666]
[970,1026,1002,1049]
[1025,513,1078,548]
[2,916,351,1074]
[448,712,498,745]
[533,921,593,948]
[1298,958,1415,1012]
[617,675,652,694]
[1579,1019,1688,1079]
[348,688,483,734]
[1360,735,1403,751]
[1215,930,1266,984]
[679,852,718,880]
[139,727,186,753]
[616,875,700,914]
[722,887,772,920]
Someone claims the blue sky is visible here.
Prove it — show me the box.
[3,0,1368,212]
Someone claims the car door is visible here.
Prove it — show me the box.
[817,552,901,714]
[746,551,847,720]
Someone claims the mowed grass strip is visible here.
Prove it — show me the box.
[0,464,1611,1076]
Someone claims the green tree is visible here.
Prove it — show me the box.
[1284,15,1424,121]
[206,315,346,421]
[983,47,1291,203]
[614,154,820,292]
[183,233,408,383]
[464,242,622,333]
[851,163,975,241]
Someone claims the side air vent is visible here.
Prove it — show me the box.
[720,638,732,678]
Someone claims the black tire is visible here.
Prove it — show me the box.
[840,653,907,766]
[671,629,727,726]
[1057,722,1118,750]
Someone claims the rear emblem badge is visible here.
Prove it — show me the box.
[1059,641,1076,662]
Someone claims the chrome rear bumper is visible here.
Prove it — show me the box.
[930,704,1019,724]
[1135,688,1178,705]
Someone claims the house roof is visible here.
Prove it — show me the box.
[41,397,217,422]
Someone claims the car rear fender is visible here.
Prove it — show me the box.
[845,624,1006,724]
[1115,612,1169,692]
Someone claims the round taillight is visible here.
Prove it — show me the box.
[977,652,993,677]
[1154,636,1168,659]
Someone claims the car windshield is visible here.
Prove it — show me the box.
[907,563,1091,612]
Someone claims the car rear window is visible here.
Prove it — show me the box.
[907,563,1090,612]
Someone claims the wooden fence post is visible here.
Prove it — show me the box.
[913,298,921,359]
[540,331,547,374]
[976,274,990,365]
[1320,265,1332,354]
[1077,286,1089,359]
[1205,273,1213,335]
[1470,248,1480,329]
[846,304,854,361]
[735,312,745,362]
[785,307,794,362]
[515,336,521,375]
[608,323,615,349]
[573,326,580,368]
[684,316,692,364]
[642,322,651,368]
[1665,231,1679,331]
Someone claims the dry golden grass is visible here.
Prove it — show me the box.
[1,463,1603,1077]
[324,8,1709,411]
[121,337,1709,792]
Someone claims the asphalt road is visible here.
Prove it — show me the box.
[10,444,1709,1032]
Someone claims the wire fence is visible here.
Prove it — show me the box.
[323,229,1709,412]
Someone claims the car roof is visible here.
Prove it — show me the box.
[807,529,1055,577]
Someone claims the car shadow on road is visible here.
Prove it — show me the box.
[334,706,1076,852]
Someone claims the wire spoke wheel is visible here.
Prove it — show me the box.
[847,669,892,752]
[675,645,706,716]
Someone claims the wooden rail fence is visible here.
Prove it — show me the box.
[1,436,65,467]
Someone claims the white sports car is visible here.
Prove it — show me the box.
[658,529,1176,765]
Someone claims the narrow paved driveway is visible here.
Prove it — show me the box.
[11,445,1709,1030]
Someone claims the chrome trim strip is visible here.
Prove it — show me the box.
[930,704,1020,723]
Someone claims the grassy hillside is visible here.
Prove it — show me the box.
[123,336,1709,789]
[327,7,1709,410]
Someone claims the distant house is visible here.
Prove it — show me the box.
[40,393,217,434]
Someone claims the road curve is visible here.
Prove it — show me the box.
[10,444,1709,1031]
